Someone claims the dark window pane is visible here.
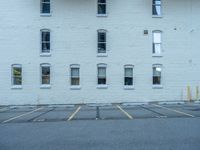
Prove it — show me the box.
[42,32,50,42]
[98,33,106,42]
[42,67,50,75]
[124,77,133,86]
[98,43,106,53]
[153,0,161,5]
[42,3,50,13]
[13,77,22,85]
[42,43,50,52]
[153,77,161,85]
[98,5,106,14]
[98,78,106,85]
[98,0,106,3]
[71,78,80,86]
[42,76,50,84]
[13,68,22,76]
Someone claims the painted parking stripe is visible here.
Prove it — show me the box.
[67,106,81,121]
[2,107,44,123]
[116,105,133,120]
[152,104,195,118]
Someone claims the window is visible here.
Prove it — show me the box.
[97,0,106,15]
[70,65,80,86]
[41,29,50,53]
[41,0,51,14]
[153,31,162,55]
[124,65,133,86]
[97,64,107,85]
[97,30,106,54]
[152,0,161,16]
[12,64,22,86]
[153,64,162,85]
[41,64,50,85]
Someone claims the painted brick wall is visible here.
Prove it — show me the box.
[0,0,200,105]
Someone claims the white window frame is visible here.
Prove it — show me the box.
[40,63,51,88]
[40,29,51,56]
[152,0,162,17]
[97,0,107,17]
[70,64,81,89]
[152,64,163,88]
[124,65,134,90]
[97,29,107,57]
[97,63,107,89]
[11,64,22,89]
[40,0,51,16]
[152,30,162,57]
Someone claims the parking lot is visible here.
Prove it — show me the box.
[1,102,200,150]
[0,102,200,124]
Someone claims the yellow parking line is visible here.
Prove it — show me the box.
[152,104,195,118]
[116,105,133,120]
[67,106,81,121]
[2,107,44,123]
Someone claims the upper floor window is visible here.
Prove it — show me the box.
[124,65,134,86]
[70,65,80,86]
[12,64,22,86]
[41,29,50,54]
[97,0,106,15]
[41,63,50,85]
[97,64,107,85]
[152,0,161,16]
[153,31,162,55]
[153,64,162,86]
[41,0,51,14]
[97,30,107,54]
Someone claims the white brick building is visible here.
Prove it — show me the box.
[0,0,200,105]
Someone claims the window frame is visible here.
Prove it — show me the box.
[124,65,134,89]
[40,29,51,56]
[97,63,107,88]
[97,0,107,16]
[152,64,163,88]
[40,63,51,88]
[70,64,81,89]
[97,29,107,56]
[11,64,22,88]
[152,30,162,57]
[152,0,162,17]
[40,0,51,15]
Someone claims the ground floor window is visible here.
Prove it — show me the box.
[12,64,22,85]
[41,63,50,85]
[70,65,80,86]
[153,64,162,85]
[97,64,107,85]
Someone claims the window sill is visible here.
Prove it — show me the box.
[11,85,23,89]
[152,15,163,18]
[97,85,108,89]
[40,13,51,17]
[70,86,81,90]
[97,53,108,57]
[40,53,51,57]
[152,85,163,89]
[124,86,135,90]
[40,85,51,89]
[152,54,163,57]
[96,14,108,17]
